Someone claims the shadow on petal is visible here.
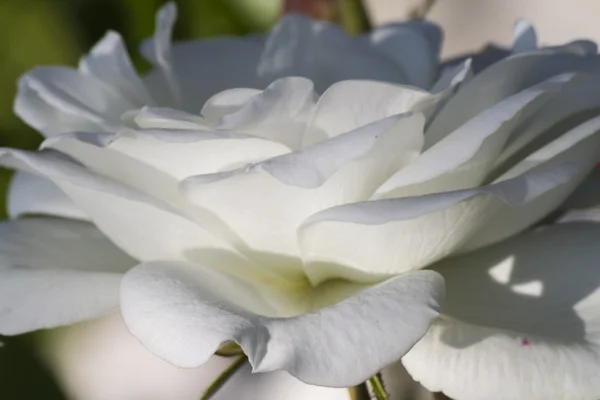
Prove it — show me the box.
[432,221,600,348]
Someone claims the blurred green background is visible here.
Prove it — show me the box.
[0,0,278,398]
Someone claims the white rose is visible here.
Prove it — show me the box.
[2,3,600,400]
[3,1,450,391]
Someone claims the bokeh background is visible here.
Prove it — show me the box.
[0,0,598,398]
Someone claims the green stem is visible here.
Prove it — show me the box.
[348,382,371,400]
[200,355,247,400]
[336,0,372,34]
[408,0,437,19]
[214,341,243,357]
[368,373,390,400]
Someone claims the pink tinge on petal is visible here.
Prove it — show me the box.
[283,0,335,20]
[521,338,532,346]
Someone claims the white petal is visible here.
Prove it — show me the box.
[123,129,290,178]
[497,115,600,181]
[182,113,424,265]
[299,163,579,284]
[426,49,600,147]
[0,217,135,272]
[149,2,181,106]
[45,313,350,400]
[212,77,316,149]
[201,88,262,122]
[14,80,104,137]
[256,14,319,82]
[16,67,135,128]
[129,106,207,130]
[121,261,444,387]
[42,131,181,204]
[143,36,264,111]
[404,222,600,400]
[39,131,297,284]
[430,58,472,94]
[8,171,88,220]
[303,70,474,149]
[563,168,600,210]
[560,206,600,224]
[512,19,538,53]
[0,269,121,335]
[0,148,285,286]
[495,74,600,172]
[141,4,263,111]
[445,45,510,76]
[303,80,429,147]
[257,14,404,93]
[392,20,443,60]
[375,74,570,199]
[365,22,439,89]
[0,218,135,335]
[462,115,600,252]
[419,58,473,125]
[43,127,290,182]
[79,31,153,106]
[565,40,599,55]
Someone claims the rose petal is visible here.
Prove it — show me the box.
[15,67,133,134]
[141,3,262,111]
[79,30,153,106]
[512,19,538,53]
[121,129,290,178]
[426,48,600,147]
[0,218,135,335]
[375,73,572,199]
[560,206,600,224]
[363,21,440,89]
[403,222,600,400]
[496,115,600,180]
[0,269,121,336]
[303,80,429,146]
[494,74,600,173]
[144,36,264,111]
[461,114,600,252]
[212,77,316,149]
[430,58,473,94]
[121,261,444,387]
[201,88,262,122]
[42,127,290,199]
[21,66,135,122]
[0,217,135,272]
[42,131,181,204]
[127,106,207,130]
[299,163,579,284]
[148,2,181,107]
[182,113,424,265]
[563,168,600,210]
[7,171,88,220]
[256,14,405,93]
[0,148,289,286]
[14,79,104,137]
